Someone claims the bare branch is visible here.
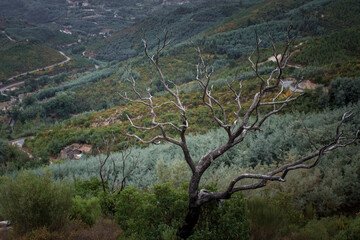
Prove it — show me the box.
[226,78,243,131]
[195,47,232,134]
[98,134,116,192]
[194,110,359,207]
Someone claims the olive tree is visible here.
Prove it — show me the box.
[120,31,359,239]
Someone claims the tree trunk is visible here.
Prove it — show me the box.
[177,205,201,239]
[178,173,202,239]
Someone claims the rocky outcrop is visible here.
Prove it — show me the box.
[60,143,92,160]
[91,109,124,127]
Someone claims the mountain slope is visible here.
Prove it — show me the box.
[0,38,66,81]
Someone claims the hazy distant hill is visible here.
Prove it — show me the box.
[90,0,350,61]
[0,0,211,35]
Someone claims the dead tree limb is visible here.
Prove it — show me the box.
[97,135,140,193]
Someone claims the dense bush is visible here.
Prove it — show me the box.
[0,171,73,234]
[70,196,101,226]
[74,177,105,198]
[247,193,305,239]
[335,215,360,240]
[115,183,249,240]
[328,77,360,107]
[191,192,250,240]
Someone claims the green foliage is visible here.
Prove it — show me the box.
[10,67,116,123]
[156,159,191,188]
[73,178,117,217]
[328,77,360,107]
[291,27,360,66]
[5,26,74,45]
[36,67,115,101]
[247,193,304,239]
[322,0,360,31]
[288,216,353,240]
[0,170,73,234]
[335,215,360,240]
[70,196,101,226]
[0,140,45,174]
[191,193,250,240]
[44,92,76,119]
[115,184,249,240]
[98,191,117,216]
[74,177,104,198]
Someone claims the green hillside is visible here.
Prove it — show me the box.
[0,39,66,81]
[91,0,351,61]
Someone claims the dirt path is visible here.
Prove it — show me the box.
[1,30,15,42]
[257,42,319,92]
[258,42,305,68]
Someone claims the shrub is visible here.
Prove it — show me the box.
[74,177,104,198]
[328,77,360,107]
[12,218,122,240]
[70,196,101,226]
[335,215,360,240]
[0,170,73,234]
[115,184,249,240]
[295,219,330,240]
[247,193,304,239]
[191,193,250,240]
[98,191,117,216]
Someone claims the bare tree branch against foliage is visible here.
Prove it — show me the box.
[97,135,140,193]
[120,30,359,239]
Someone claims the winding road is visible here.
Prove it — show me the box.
[0,51,71,96]
[0,81,25,96]
[7,51,71,81]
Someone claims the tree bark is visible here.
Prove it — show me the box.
[177,205,201,239]
[178,173,202,239]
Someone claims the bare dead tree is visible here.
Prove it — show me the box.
[120,30,359,239]
[97,135,115,192]
[97,135,140,193]
[117,141,140,192]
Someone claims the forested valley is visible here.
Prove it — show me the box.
[0,0,360,239]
